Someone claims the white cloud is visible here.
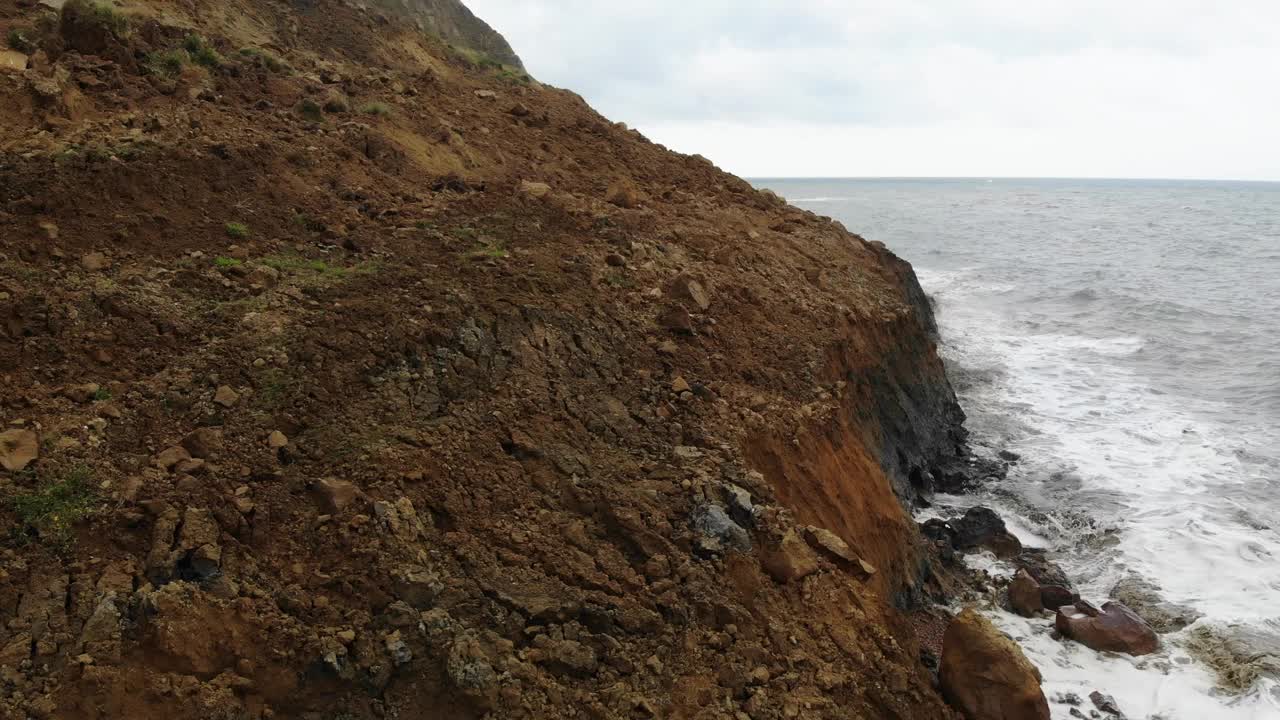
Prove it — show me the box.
[464,0,1280,179]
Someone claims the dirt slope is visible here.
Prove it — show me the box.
[0,1,965,718]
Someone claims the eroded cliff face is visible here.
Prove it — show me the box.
[369,0,524,68]
[0,1,963,718]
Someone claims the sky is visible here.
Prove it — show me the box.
[463,0,1280,180]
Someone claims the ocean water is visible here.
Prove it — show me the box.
[757,178,1280,719]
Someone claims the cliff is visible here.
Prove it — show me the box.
[368,0,523,69]
[0,1,966,718]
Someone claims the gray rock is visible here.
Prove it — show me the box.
[721,484,755,528]
[1187,624,1280,691]
[1110,574,1201,633]
[690,502,751,554]
[1089,691,1125,718]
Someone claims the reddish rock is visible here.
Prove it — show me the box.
[761,529,820,583]
[941,608,1051,720]
[313,478,360,513]
[1055,601,1159,656]
[1009,569,1044,617]
[605,179,640,209]
[181,428,224,459]
[666,275,711,311]
[658,306,694,334]
[153,446,192,472]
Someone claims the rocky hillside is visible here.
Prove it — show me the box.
[0,1,993,718]
[368,0,523,69]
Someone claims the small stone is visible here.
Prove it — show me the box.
[802,526,857,564]
[336,629,356,644]
[267,431,289,449]
[1089,691,1126,718]
[474,89,497,100]
[508,102,531,117]
[313,478,360,513]
[63,383,101,403]
[520,180,551,198]
[670,376,691,394]
[173,458,206,475]
[213,385,240,408]
[658,306,694,334]
[153,446,192,471]
[667,275,711,311]
[80,252,110,272]
[181,427,224,459]
[656,340,679,356]
[0,429,39,472]
[605,179,641,208]
[605,253,627,267]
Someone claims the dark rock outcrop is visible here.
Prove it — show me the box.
[1014,550,1077,609]
[1110,575,1201,633]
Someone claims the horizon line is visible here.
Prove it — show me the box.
[746,175,1280,183]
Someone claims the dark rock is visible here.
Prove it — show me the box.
[949,506,1022,558]
[721,484,754,529]
[1015,550,1078,608]
[1055,601,1159,656]
[1089,691,1125,718]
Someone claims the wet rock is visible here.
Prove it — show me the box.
[1186,624,1280,690]
[1110,574,1201,633]
[1055,601,1158,656]
[0,429,39,472]
[950,506,1022,557]
[606,178,641,208]
[690,502,751,555]
[761,529,820,583]
[1014,550,1078,608]
[1009,569,1045,617]
[940,608,1051,720]
[1089,691,1125,718]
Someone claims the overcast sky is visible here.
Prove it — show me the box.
[464,1,1280,180]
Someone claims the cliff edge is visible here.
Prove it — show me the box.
[0,1,966,718]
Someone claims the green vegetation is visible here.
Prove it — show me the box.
[146,48,189,77]
[224,222,250,239]
[214,256,242,268]
[91,387,112,402]
[360,102,391,116]
[11,466,96,546]
[182,34,223,68]
[297,98,323,123]
[6,28,33,53]
[238,47,289,73]
[465,239,509,260]
[262,254,379,277]
[63,0,130,39]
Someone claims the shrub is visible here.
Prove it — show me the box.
[146,48,188,77]
[91,387,111,402]
[225,222,250,239]
[182,34,223,68]
[11,466,96,546]
[360,102,391,116]
[214,256,242,268]
[6,28,33,53]
[238,47,289,73]
[297,98,323,123]
[63,0,130,39]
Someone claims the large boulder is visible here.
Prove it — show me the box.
[940,608,1051,720]
[949,506,1022,558]
[1009,570,1044,617]
[1055,601,1159,656]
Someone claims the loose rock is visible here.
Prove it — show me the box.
[0,429,39,472]
[761,529,820,583]
[1009,569,1045,617]
[1055,601,1159,656]
[940,608,1051,720]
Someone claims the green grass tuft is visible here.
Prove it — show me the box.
[238,47,289,73]
[11,466,97,546]
[182,34,223,68]
[224,222,250,239]
[146,48,188,77]
[360,102,391,116]
[297,98,323,123]
[64,0,130,39]
[91,387,112,402]
[214,256,242,268]
[6,28,33,53]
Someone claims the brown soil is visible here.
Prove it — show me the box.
[0,1,963,718]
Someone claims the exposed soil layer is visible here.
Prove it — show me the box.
[0,1,966,718]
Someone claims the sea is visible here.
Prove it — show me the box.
[756,178,1280,720]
